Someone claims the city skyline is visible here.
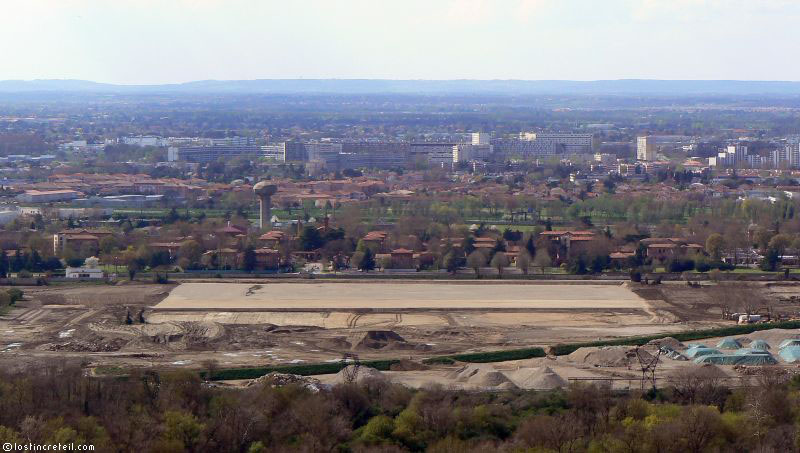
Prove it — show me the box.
[4,0,800,84]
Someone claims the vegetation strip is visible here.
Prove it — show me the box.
[203,359,400,381]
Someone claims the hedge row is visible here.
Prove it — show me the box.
[423,347,547,365]
[204,359,400,381]
[548,320,800,356]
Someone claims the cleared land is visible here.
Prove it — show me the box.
[7,280,799,383]
[155,282,645,310]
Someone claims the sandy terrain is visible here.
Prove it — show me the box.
[155,282,645,310]
[7,279,798,380]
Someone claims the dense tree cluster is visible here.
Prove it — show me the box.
[1,363,799,452]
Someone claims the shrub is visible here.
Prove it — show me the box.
[6,288,23,304]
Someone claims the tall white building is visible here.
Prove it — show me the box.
[637,136,656,161]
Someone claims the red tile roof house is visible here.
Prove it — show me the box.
[538,230,596,259]
[389,248,415,269]
[362,231,389,251]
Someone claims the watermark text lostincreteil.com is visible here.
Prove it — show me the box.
[3,444,94,452]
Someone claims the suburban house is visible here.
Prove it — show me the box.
[640,238,704,261]
[252,248,281,269]
[53,229,114,255]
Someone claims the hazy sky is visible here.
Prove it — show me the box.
[3,0,800,84]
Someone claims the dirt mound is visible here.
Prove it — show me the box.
[45,337,128,352]
[470,371,517,388]
[448,363,489,381]
[696,364,729,378]
[747,329,800,346]
[317,337,351,350]
[334,366,387,384]
[668,364,730,380]
[647,336,684,350]
[509,366,568,389]
[354,330,409,350]
[389,359,430,371]
[447,364,517,388]
[568,346,652,367]
[247,372,321,392]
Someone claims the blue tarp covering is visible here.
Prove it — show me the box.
[779,346,800,363]
[779,339,800,349]
[694,353,778,365]
[716,338,742,349]
[686,343,708,349]
[686,347,722,358]
[749,340,770,350]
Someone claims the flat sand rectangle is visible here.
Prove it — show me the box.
[154,282,645,310]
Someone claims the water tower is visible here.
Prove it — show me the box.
[253,181,278,229]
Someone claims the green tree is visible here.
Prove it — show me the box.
[443,250,459,274]
[760,247,780,271]
[299,225,324,251]
[358,248,376,272]
[161,411,205,452]
[242,246,257,272]
[533,248,552,273]
[705,233,726,261]
[491,251,509,279]
[467,250,486,278]
[516,250,531,275]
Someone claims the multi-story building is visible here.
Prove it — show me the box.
[167,145,265,163]
[409,143,456,168]
[453,144,493,163]
[594,153,617,166]
[637,136,656,161]
[522,133,593,155]
[121,136,165,147]
[53,228,114,255]
[771,144,800,169]
[493,139,557,159]
[471,132,491,145]
[262,143,287,162]
[710,144,749,167]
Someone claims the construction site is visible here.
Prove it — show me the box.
[1,279,800,389]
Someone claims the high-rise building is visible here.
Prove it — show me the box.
[636,136,656,161]
[453,144,493,163]
[262,143,287,162]
[771,144,800,168]
[471,132,491,145]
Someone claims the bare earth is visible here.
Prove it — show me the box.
[155,282,645,310]
[6,279,797,386]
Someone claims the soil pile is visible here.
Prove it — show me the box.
[469,371,517,388]
[334,366,388,384]
[448,363,488,381]
[318,337,352,350]
[647,336,685,350]
[247,372,322,392]
[568,346,652,367]
[747,329,800,346]
[509,366,568,389]
[355,330,416,350]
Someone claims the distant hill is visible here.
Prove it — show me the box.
[3,79,800,95]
